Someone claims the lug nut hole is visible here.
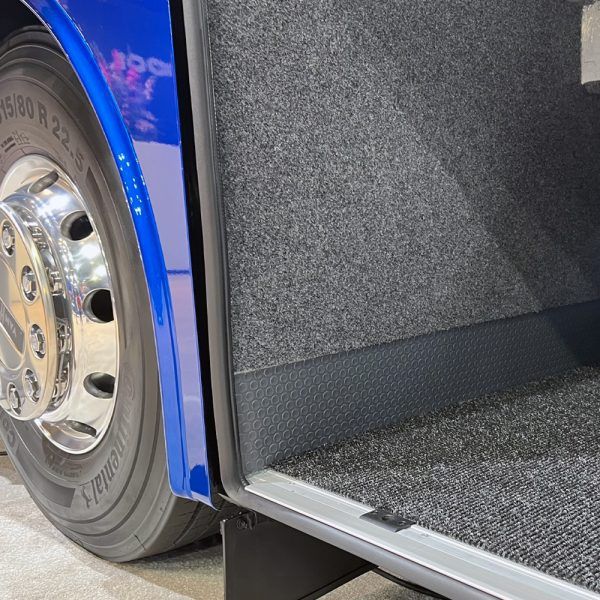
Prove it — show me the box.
[29,170,59,194]
[84,289,114,323]
[1,221,15,256]
[23,369,40,402]
[66,421,97,438]
[6,383,21,413]
[84,373,115,399]
[61,211,93,241]
[21,266,37,302]
[30,324,46,359]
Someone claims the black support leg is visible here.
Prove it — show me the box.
[222,512,371,600]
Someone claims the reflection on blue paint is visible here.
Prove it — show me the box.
[59,0,179,144]
[21,0,212,504]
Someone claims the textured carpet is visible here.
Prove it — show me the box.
[209,0,600,372]
[277,368,600,592]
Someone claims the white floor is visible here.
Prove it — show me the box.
[0,444,427,600]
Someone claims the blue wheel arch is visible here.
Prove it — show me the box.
[13,0,213,504]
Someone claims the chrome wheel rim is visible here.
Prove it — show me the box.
[0,156,118,454]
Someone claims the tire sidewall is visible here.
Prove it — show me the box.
[0,34,163,536]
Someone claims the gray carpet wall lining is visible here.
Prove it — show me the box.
[235,300,600,473]
[276,368,600,593]
[208,0,600,374]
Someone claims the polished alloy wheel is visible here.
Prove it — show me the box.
[0,155,118,453]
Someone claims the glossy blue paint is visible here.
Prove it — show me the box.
[18,0,212,503]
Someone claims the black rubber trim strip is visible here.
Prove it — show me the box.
[168,0,222,497]
[176,0,245,496]
[177,1,496,598]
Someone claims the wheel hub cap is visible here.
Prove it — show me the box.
[0,156,118,453]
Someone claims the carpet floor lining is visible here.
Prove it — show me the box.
[276,368,600,592]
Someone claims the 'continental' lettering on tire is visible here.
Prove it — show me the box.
[81,405,131,509]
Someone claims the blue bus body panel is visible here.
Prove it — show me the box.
[20,0,212,503]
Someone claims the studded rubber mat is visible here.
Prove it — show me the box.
[277,368,600,592]
[235,301,600,473]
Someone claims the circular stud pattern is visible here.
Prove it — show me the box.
[0,156,118,453]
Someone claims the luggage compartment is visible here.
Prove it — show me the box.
[206,0,600,593]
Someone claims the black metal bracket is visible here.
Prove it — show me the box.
[222,511,372,600]
[360,509,415,532]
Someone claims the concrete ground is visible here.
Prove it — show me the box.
[0,444,430,600]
